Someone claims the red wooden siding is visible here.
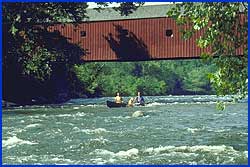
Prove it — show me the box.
[47,17,243,61]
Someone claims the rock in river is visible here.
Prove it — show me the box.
[132,110,144,117]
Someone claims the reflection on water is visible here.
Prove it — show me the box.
[2,95,248,165]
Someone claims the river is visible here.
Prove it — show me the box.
[2,95,248,165]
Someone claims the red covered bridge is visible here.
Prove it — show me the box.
[45,5,244,62]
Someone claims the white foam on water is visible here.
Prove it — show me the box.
[244,151,248,158]
[2,136,38,149]
[62,122,74,126]
[72,127,80,132]
[81,128,108,134]
[85,104,105,107]
[86,104,95,107]
[91,148,139,158]
[6,155,35,164]
[116,148,139,157]
[222,157,236,164]
[143,145,238,155]
[89,136,110,144]
[158,151,199,159]
[146,101,218,106]
[90,158,108,165]
[135,126,146,130]
[52,157,75,164]
[107,158,116,163]
[16,155,44,164]
[104,118,111,123]
[110,116,131,120]
[56,112,86,118]
[93,128,108,133]
[33,115,41,118]
[144,146,172,154]
[25,123,41,129]
[90,157,117,164]
[5,128,26,137]
[75,112,86,117]
[241,132,248,136]
[30,115,47,119]
[56,114,72,117]
[229,113,238,116]
[184,145,234,153]
[64,138,73,144]
[214,129,230,133]
[38,154,78,164]
[187,128,203,133]
[91,149,115,156]
[142,145,248,164]
[212,113,223,117]
[187,128,198,133]
[207,127,231,133]
[145,102,165,107]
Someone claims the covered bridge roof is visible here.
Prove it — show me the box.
[84,5,172,22]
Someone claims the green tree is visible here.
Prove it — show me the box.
[3,2,143,81]
[135,76,166,96]
[2,2,144,103]
[3,3,89,79]
[73,63,105,97]
[182,66,215,94]
[72,60,216,97]
[167,2,248,101]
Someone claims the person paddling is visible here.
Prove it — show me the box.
[135,91,145,105]
[114,92,123,104]
[127,97,134,107]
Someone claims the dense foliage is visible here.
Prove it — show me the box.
[72,60,216,97]
[167,2,248,102]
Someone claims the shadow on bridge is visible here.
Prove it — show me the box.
[38,27,88,64]
[103,24,151,61]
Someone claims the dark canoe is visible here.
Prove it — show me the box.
[134,102,145,106]
[107,100,127,108]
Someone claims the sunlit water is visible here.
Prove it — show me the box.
[2,95,248,165]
